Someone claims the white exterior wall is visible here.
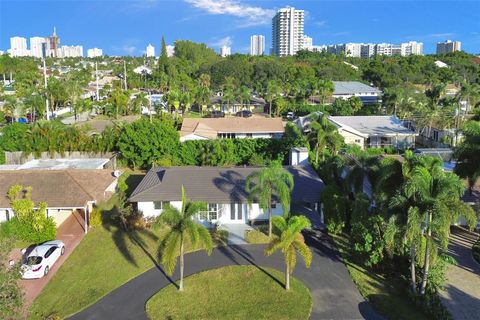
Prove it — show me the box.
[47,209,73,226]
[338,129,365,149]
[136,201,285,224]
[0,209,10,223]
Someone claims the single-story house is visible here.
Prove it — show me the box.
[332,81,382,105]
[329,115,416,149]
[180,117,285,142]
[129,164,324,227]
[0,170,118,233]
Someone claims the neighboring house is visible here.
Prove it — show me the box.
[332,81,382,105]
[180,117,285,142]
[209,96,266,114]
[405,121,464,147]
[0,170,118,233]
[329,115,416,149]
[129,150,324,227]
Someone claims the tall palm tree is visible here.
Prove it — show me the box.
[238,86,250,111]
[265,80,281,117]
[315,79,334,104]
[346,153,377,194]
[308,115,344,165]
[400,161,475,295]
[222,76,235,114]
[265,215,312,290]
[158,186,213,291]
[165,88,181,117]
[245,162,294,237]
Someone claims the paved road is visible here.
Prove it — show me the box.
[439,227,480,320]
[70,230,380,320]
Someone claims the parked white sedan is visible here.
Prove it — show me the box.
[21,240,65,279]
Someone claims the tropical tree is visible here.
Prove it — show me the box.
[3,96,24,121]
[346,152,377,194]
[165,88,181,117]
[455,120,480,193]
[265,80,281,117]
[308,114,344,165]
[265,215,312,290]
[130,93,149,115]
[222,76,236,113]
[109,87,129,119]
[315,79,334,104]
[245,162,294,237]
[157,186,213,291]
[194,85,211,115]
[238,85,250,111]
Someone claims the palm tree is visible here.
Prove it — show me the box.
[222,77,235,114]
[308,115,344,165]
[346,153,377,194]
[315,79,334,104]
[265,80,281,117]
[158,186,213,291]
[165,88,181,117]
[265,215,312,290]
[238,86,250,112]
[131,93,149,115]
[245,162,294,238]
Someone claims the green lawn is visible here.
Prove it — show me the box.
[245,229,270,244]
[28,169,227,319]
[146,266,312,320]
[330,233,429,320]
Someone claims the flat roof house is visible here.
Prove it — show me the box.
[0,170,118,233]
[329,115,416,149]
[129,164,324,227]
[180,117,285,142]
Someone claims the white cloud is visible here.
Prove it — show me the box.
[123,45,136,54]
[185,0,275,26]
[314,20,327,28]
[211,36,233,48]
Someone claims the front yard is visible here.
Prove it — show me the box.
[146,265,312,320]
[28,194,227,319]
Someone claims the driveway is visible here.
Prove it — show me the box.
[20,211,86,309]
[439,227,480,320]
[70,230,381,320]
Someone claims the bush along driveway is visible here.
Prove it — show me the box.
[70,230,382,320]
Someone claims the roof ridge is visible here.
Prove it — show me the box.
[65,170,96,200]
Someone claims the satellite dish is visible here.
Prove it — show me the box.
[113,170,121,177]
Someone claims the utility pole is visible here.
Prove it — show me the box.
[95,62,100,101]
[123,60,128,90]
[43,59,50,120]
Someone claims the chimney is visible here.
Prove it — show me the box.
[289,147,309,166]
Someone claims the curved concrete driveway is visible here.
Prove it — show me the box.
[71,230,381,320]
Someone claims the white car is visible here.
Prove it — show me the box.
[21,240,65,279]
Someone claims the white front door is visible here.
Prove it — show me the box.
[229,203,247,224]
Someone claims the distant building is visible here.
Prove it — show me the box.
[146,43,155,57]
[87,48,103,58]
[272,7,305,56]
[46,28,60,58]
[9,37,28,57]
[220,45,231,57]
[30,37,47,58]
[344,43,362,57]
[250,35,265,56]
[402,41,423,55]
[360,43,376,58]
[60,45,83,58]
[436,40,461,54]
[166,45,175,57]
[302,35,313,51]
[434,60,448,68]
[332,81,382,104]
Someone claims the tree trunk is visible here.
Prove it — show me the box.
[315,146,319,166]
[269,101,272,117]
[268,201,272,238]
[179,239,184,291]
[410,244,417,294]
[285,263,290,290]
[420,213,432,295]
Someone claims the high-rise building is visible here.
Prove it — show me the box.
[30,37,47,58]
[87,48,103,58]
[10,37,28,57]
[250,35,265,56]
[272,7,305,56]
[302,35,313,51]
[344,43,362,57]
[360,43,376,58]
[402,41,423,56]
[436,40,461,54]
[146,44,155,57]
[46,27,60,57]
[166,45,175,57]
[220,45,231,57]
[60,45,83,58]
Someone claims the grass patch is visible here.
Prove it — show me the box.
[28,169,227,319]
[146,265,312,320]
[330,233,429,320]
[245,229,270,244]
[473,236,480,265]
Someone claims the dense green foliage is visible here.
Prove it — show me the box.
[0,238,23,320]
[1,185,56,243]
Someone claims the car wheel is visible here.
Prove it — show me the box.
[44,266,49,276]
[61,246,65,255]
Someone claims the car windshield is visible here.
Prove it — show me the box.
[25,256,42,265]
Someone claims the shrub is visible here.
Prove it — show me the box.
[245,229,270,244]
[321,185,347,235]
[89,208,102,228]
[473,237,480,264]
[2,217,56,244]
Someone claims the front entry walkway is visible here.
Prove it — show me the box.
[219,223,253,245]
[439,227,480,320]
[70,229,382,320]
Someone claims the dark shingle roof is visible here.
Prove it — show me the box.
[129,166,324,204]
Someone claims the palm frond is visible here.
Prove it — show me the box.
[160,231,181,276]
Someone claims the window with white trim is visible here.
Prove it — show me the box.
[154,201,169,210]
[208,203,218,220]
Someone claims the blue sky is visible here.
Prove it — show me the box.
[1,0,479,56]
